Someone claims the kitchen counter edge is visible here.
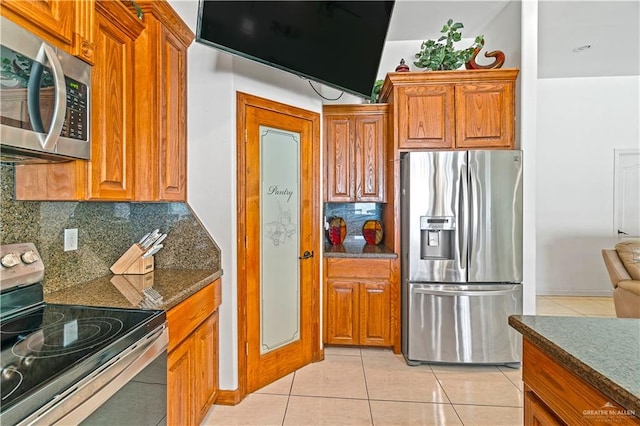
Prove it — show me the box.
[45,268,223,312]
[509,314,640,413]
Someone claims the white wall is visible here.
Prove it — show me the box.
[536,76,640,295]
[520,0,538,314]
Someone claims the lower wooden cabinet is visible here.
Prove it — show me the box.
[167,279,221,426]
[524,385,566,426]
[522,338,638,425]
[324,258,392,347]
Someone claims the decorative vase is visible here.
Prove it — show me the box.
[395,58,410,72]
[362,220,383,245]
[326,216,346,245]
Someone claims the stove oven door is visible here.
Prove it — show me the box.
[17,325,168,425]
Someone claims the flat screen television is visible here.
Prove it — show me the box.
[195,1,395,99]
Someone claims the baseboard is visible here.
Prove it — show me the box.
[536,290,613,297]
[215,389,243,406]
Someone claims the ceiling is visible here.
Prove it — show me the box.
[385,0,640,78]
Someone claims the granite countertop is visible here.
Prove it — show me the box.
[323,241,397,259]
[45,268,222,311]
[509,315,640,413]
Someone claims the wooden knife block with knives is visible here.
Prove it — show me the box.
[110,230,166,275]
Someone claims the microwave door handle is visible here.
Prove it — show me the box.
[31,43,67,151]
[27,62,46,133]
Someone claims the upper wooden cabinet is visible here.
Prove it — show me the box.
[13,0,193,202]
[0,0,95,63]
[132,0,194,201]
[380,69,518,150]
[15,0,144,201]
[323,104,387,202]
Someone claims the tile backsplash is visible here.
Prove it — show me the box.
[1,164,220,293]
[324,202,383,243]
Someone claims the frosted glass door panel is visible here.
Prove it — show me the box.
[260,126,300,354]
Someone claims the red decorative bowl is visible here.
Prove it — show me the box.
[362,220,383,245]
[326,217,347,245]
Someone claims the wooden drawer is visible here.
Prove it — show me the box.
[167,279,221,353]
[326,258,391,280]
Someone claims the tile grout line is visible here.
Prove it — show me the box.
[430,365,467,426]
[281,371,296,426]
[360,351,375,425]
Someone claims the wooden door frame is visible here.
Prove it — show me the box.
[235,92,323,403]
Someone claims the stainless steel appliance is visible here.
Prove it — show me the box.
[0,243,168,425]
[0,17,91,163]
[401,150,523,365]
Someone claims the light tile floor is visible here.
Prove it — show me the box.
[202,296,616,426]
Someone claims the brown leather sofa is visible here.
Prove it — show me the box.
[602,240,640,318]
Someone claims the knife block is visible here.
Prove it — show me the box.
[110,244,155,275]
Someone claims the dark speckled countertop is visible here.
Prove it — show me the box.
[509,315,640,413]
[45,269,222,311]
[323,241,397,258]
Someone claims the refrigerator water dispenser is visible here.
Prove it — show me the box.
[420,216,455,259]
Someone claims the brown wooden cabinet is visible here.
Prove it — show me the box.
[0,0,95,63]
[132,0,194,201]
[13,0,193,202]
[380,69,518,150]
[522,338,638,425]
[87,1,141,200]
[324,258,392,347]
[524,385,566,426]
[323,104,387,202]
[14,0,144,201]
[167,279,221,426]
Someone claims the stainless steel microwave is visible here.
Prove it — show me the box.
[0,17,91,163]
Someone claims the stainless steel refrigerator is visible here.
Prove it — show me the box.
[401,150,523,365]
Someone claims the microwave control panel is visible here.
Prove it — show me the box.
[61,77,88,142]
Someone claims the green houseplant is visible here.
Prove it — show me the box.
[370,79,384,103]
[414,19,484,71]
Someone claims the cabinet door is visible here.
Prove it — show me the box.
[325,280,359,345]
[168,338,195,426]
[355,115,385,202]
[454,81,515,149]
[324,116,354,201]
[157,25,188,200]
[397,84,455,150]
[88,7,137,200]
[524,389,566,426]
[0,0,74,48]
[194,313,218,424]
[360,281,391,346]
[133,2,193,202]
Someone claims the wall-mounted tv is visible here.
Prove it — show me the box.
[195,1,395,99]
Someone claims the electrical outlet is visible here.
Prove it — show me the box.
[64,228,78,251]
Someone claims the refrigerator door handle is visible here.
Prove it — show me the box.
[413,287,519,297]
[468,155,479,264]
[458,162,468,270]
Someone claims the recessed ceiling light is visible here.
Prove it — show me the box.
[572,44,592,53]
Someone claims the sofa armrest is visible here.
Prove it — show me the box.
[602,249,632,288]
[618,280,640,296]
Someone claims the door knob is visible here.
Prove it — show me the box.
[298,251,314,260]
